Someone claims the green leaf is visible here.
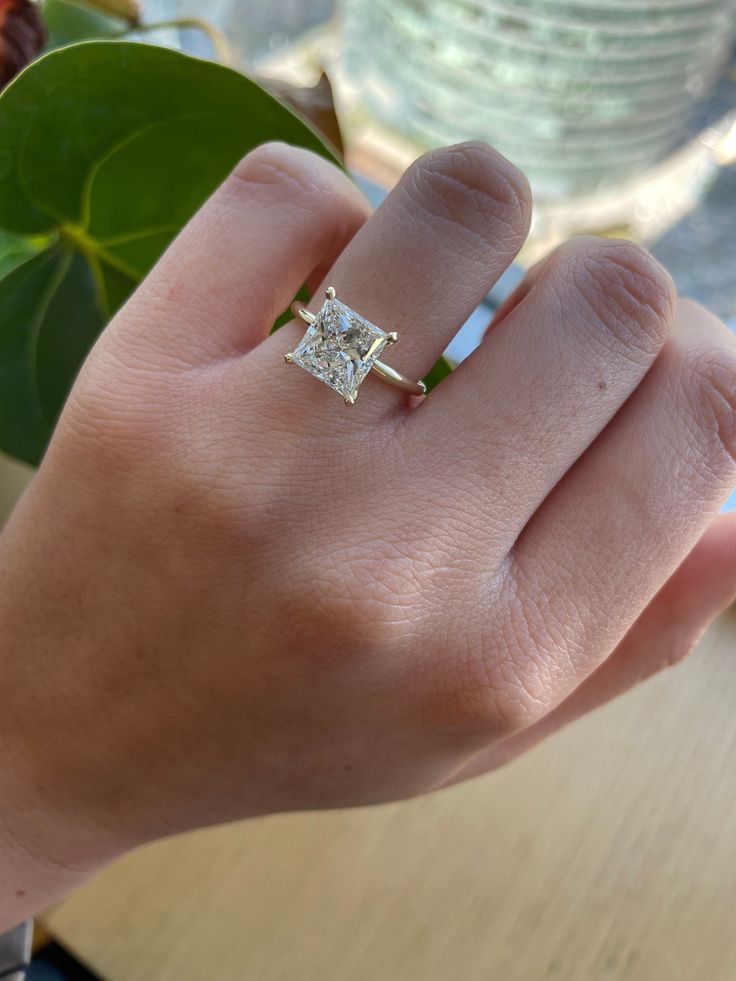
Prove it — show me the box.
[34,249,106,428]
[0,40,340,464]
[422,355,454,393]
[0,230,44,279]
[0,245,105,465]
[0,40,338,236]
[42,0,122,49]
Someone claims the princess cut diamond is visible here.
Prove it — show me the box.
[290,297,390,403]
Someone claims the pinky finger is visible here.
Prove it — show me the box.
[448,510,736,781]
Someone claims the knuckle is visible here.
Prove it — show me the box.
[445,614,550,740]
[443,651,538,740]
[288,539,427,657]
[402,140,531,247]
[442,554,594,740]
[556,237,674,363]
[681,346,736,468]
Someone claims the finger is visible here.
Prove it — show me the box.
[417,237,675,555]
[115,142,371,363]
[256,141,531,417]
[481,245,592,340]
[507,298,736,717]
[450,510,736,782]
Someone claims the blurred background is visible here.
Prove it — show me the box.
[147,0,736,308]
[1,2,735,978]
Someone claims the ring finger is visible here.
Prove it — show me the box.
[251,141,532,422]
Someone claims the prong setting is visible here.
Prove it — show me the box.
[292,301,316,324]
[325,286,336,300]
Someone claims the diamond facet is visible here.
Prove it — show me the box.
[290,298,390,402]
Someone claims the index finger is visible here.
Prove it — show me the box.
[112,142,372,364]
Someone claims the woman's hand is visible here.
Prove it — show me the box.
[1,141,735,923]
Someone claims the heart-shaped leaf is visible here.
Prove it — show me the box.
[0,229,43,278]
[0,40,340,465]
[0,245,104,463]
[42,0,123,48]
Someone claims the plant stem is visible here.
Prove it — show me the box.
[125,17,233,64]
[59,223,139,283]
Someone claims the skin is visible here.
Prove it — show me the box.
[0,141,735,927]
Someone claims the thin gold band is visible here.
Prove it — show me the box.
[290,301,426,397]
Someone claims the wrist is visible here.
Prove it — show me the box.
[0,761,90,930]
[0,485,125,925]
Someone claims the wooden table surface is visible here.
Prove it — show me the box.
[43,610,736,981]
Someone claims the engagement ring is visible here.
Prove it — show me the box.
[286,287,426,404]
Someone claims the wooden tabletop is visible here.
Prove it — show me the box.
[43,609,736,981]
